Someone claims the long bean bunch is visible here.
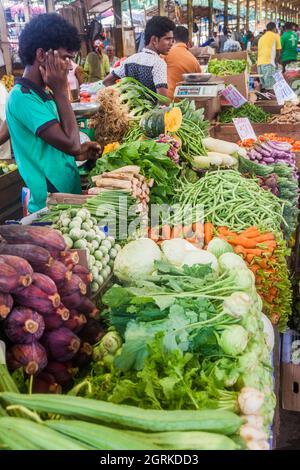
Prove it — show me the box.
[176,119,208,161]
[172,170,286,232]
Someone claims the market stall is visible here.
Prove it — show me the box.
[0,47,299,452]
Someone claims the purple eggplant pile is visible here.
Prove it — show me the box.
[0,224,105,393]
[247,140,296,169]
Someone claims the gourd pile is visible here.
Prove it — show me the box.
[51,208,120,294]
[0,225,104,392]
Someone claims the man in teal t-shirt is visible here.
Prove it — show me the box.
[281,22,299,71]
[5,14,101,213]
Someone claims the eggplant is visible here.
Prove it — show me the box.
[32,273,59,297]
[0,243,53,270]
[39,260,72,285]
[60,292,85,311]
[64,309,87,333]
[80,318,106,345]
[7,342,48,375]
[0,257,32,293]
[72,264,93,285]
[72,342,93,367]
[0,292,13,319]
[0,225,66,252]
[14,284,61,314]
[60,251,79,270]
[58,275,87,297]
[32,372,62,394]
[78,297,99,319]
[45,361,74,387]
[41,327,80,362]
[4,307,45,344]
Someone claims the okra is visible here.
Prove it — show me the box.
[0,392,243,435]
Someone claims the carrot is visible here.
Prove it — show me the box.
[171,225,183,238]
[257,258,269,269]
[218,226,229,235]
[245,254,255,263]
[243,248,263,256]
[234,245,247,257]
[148,227,159,241]
[227,236,258,248]
[259,240,277,249]
[192,221,204,239]
[204,222,214,245]
[161,225,171,240]
[250,264,260,273]
[186,236,199,244]
[182,225,193,239]
[240,226,260,236]
[254,233,275,242]
[269,287,278,296]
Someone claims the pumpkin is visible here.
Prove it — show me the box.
[140,107,182,138]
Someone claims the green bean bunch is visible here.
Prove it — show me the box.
[172,169,286,232]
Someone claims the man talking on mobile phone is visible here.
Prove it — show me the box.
[6,14,101,214]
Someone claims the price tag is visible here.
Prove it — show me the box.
[273,78,297,105]
[221,84,247,108]
[274,71,284,83]
[233,118,257,141]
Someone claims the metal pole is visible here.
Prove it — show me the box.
[128,0,134,30]
[224,0,228,28]
[237,0,241,32]
[112,0,124,58]
[24,0,31,22]
[187,0,193,43]
[158,0,165,16]
[0,0,11,74]
[246,0,250,30]
[44,0,55,13]
[208,0,213,35]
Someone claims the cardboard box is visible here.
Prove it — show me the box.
[194,96,221,120]
[0,161,24,223]
[209,51,249,99]
[281,330,300,412]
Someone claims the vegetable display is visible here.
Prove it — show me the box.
[140,106,182,138]
[0,224,103,392]
[89,165,151,214]
[171,170,285,232]
[268,102,300,124]
[238,156,299,239]
[89,140,180,204]
[88,87,130,146]
[51,208,119,293]
[219,103,270,123]
[74,243,275,450]
[215,225,292,329]
[208,59,248,76]
[114,77,169,119]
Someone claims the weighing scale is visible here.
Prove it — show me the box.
[71,102,100,142]
[174,74,225,119]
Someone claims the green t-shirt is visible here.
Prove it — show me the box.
[281,30,298,62]
[6,78,81,213]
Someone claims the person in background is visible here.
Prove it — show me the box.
[84,40,110,82]
[103,16,175,97]
[67,60,83,101]
[223,33,242,52]
[105,45,119,70]
[5,14,101,213]
[281,22,298,72]
[257,22,281,90]
[165,26,201,99]
[219,27,229,52]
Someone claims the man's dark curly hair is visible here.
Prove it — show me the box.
[144,16,175,45]
[19,13,81,66]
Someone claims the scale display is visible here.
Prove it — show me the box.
[174,83,224,98]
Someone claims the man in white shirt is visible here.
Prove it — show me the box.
[103,16,175,97]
